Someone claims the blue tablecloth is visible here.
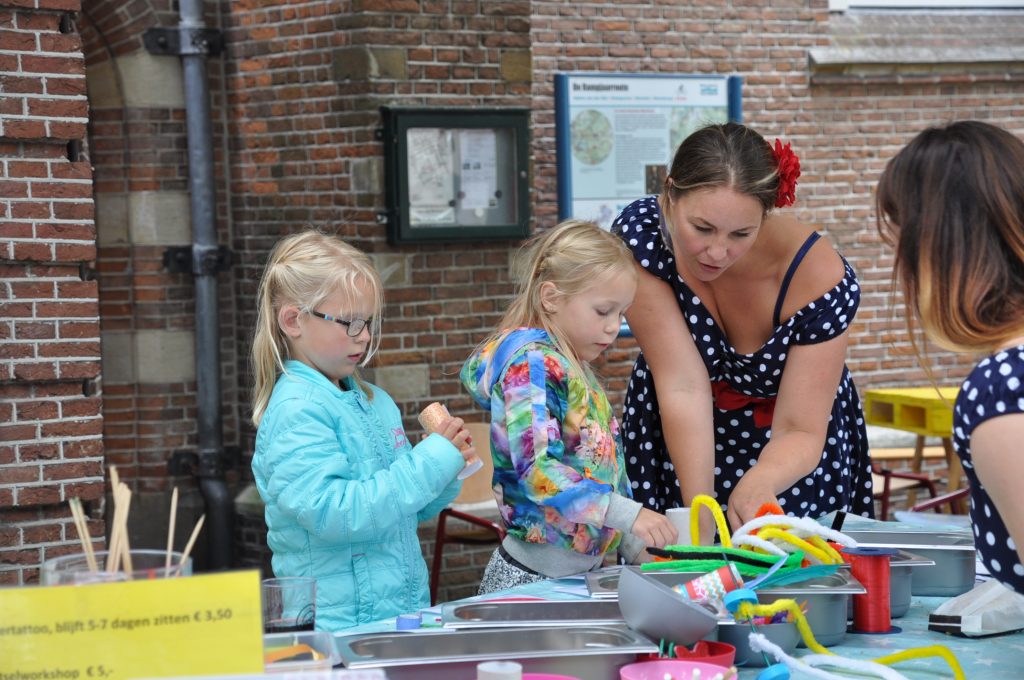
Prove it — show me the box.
[338,575,1024,678]
[341,514,1024,678]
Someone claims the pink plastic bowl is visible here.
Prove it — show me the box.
[620,659,730,680]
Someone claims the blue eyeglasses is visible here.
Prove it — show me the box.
[309,311,371,337]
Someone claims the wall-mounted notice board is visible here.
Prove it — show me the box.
[555,73,742,228]
[381,106,530,244]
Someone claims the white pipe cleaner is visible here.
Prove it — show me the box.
[730,534,789,556]
[732,514,859,547]
[748,632,911,680]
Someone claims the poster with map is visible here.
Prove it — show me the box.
[555,74,740,229]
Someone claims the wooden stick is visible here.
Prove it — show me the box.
[106,498,123,572]
[68,498,98,572]
[106,466,121,572]
[165,486,179,571]
[118,484,133,578]
[106,481,131,574]
[175,514,205,577]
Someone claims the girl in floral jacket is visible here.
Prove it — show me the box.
[461,220,676,593]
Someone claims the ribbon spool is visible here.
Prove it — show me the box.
[843,546,899,634]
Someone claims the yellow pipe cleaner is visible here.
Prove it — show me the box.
[757,528,832,565]
[691,493,732,547]
[736,599,830,656]
[808,534,844,564]
[872,646,965,680]
[694,493,963,677]
[735,589,965,678]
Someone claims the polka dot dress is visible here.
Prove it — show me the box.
[953,347,1024,595]
[612,196,873,520]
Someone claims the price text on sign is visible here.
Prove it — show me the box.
[0,571,264,680]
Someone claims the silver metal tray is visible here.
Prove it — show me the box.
[335,625,657,680]
[838,548,934,618]
[586,568,626,599]
[596,567,864,647]
[587,566,865,598]
[616,566,720,648]
[842,530,975,596]
[843,530,974,551]
[442,599,624,628]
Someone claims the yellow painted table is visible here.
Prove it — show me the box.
[863,386,965,511]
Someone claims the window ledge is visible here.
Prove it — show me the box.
[809,46,1024,84]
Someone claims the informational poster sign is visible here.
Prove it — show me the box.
[555,73,742,228]
[0,571,264,680]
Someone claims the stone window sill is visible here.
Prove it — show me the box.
[808,46,1024,85]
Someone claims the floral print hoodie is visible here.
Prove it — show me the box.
[461,327,634,557]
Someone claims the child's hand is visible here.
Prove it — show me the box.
[433,413,466,446]
[630,507,678,548]
[435,417,479,463]
[418,402,484,478]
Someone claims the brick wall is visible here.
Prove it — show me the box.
[224,1,532,437]
[223,0,534,602]
[224,0,1024,598]
[79,0,236,562]
[5,0,1024,595]
[529,1,1024,394]
[0,0,104,585]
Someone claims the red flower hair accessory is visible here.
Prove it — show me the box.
[772,139,801,208]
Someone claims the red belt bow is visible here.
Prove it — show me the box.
[711,380,776,428]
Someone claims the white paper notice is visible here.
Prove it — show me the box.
[459,129,498,210]
[408,127,456,225]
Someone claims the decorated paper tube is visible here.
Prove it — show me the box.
[418,402,484,480]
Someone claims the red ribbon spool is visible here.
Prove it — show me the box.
[844,546,898,633]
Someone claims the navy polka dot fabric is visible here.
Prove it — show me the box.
[954,348,1024,594]
[612,196,873,519]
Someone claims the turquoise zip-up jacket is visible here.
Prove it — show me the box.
[252,360,464,631]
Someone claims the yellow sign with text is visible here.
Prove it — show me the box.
[0,570,265,680]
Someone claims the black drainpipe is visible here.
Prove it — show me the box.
[145,1,231,569]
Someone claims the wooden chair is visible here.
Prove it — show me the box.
[428,421,505,605]
[910,486,971,514]
[871,462,939,521]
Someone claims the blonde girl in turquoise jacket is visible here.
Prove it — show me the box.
[250,230,476,631]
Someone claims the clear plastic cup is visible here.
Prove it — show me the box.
[40,549,192,585]
[262,576,316,634]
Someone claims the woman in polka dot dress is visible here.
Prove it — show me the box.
[877,120,1024,594]
[612,123,873,539]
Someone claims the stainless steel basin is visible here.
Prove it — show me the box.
[842,530,975,596]
[592,566,864,647]
[616,566,720,648]
[442,599,624,628]
[838,548,934,617]
[335,625,656,680]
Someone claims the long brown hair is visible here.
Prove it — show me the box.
[876,120,1024,353]
[664,122,780,213]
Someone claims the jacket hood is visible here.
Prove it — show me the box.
[461,327,550,409]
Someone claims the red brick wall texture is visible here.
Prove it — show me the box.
[3,0,1023,591]
[1,0,103,585]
